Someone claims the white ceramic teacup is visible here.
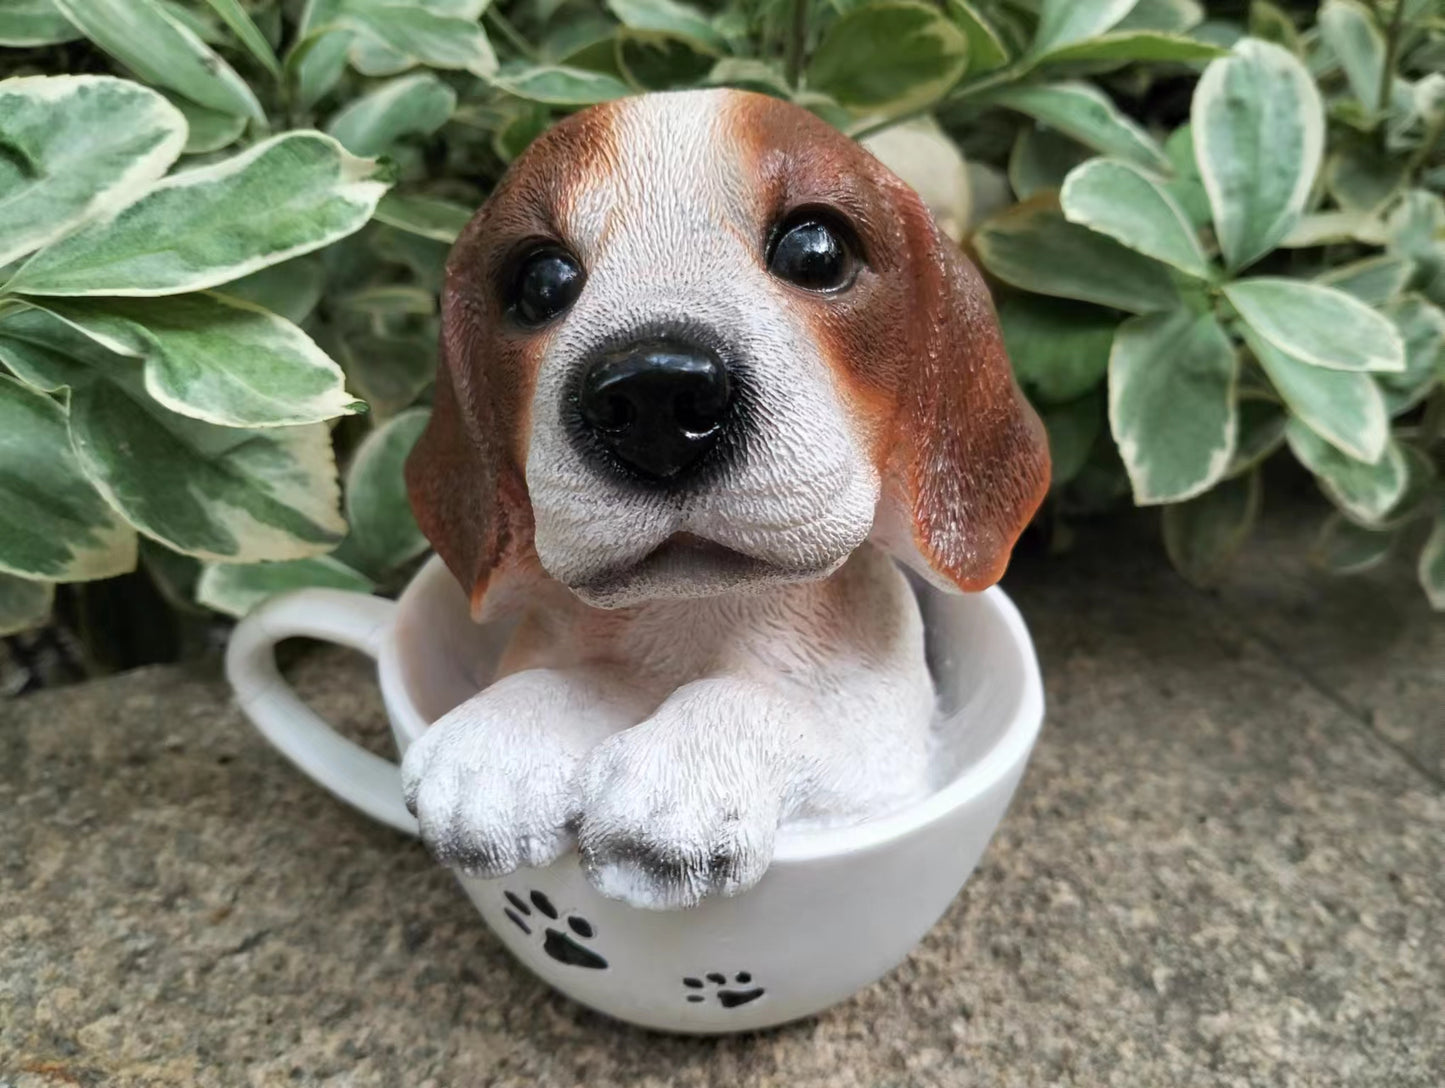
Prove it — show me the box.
[226,557,1043,1033]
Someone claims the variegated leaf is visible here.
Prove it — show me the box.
[0,0,81,46]
[0,374,137,581]
[1224,277,1404,373]
[197,555,373,618]
[343,407,430,574]
[51,0,264,121]
[1109,308,1237,504]
[68,377,346,562]
[1242,327,1388,463]
[1285,419,1406,525]
[7,133,389,298]
[0,76,187,269]
[1193,39,1324,270]
[973,199,1179,313]
[1060,158,1211,279]
[326,72,456,157]
[35,293,362,428]
[983,82,1170,173]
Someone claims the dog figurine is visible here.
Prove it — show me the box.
[401,89,1049,910]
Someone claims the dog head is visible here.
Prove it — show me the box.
[406,89,1049,613]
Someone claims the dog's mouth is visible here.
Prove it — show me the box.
[570,532,812,607]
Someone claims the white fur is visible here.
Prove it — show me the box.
[402,93,938,910]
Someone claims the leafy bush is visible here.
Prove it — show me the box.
[0,0,1442,662]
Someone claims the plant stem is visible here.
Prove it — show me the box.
[785,0,808,90]
[486,7,540,63]
[1377,0,1406,116]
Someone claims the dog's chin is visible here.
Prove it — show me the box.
[567,533,844,609]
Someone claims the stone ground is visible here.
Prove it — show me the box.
[1,499,1441,1088]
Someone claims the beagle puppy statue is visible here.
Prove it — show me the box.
[402,89,1049,910]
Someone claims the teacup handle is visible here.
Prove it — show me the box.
[225,589,418,836]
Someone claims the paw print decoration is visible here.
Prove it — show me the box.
[684,971,765,1008]
[499,888,766,1011]
[503,889,607,969]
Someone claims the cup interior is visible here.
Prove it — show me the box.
[385,557,1042,860]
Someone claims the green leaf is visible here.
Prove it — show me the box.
[1285,419,1406,525]
[1193,38,1324,270]
[0,76,187,270]
[197,554,373,618]
[6,133,389,298]
[1039,394,1101,487]
[1032,31,1223,67]
[0,305,113,392]
[606,0,727,54]
[0,572,53,635]
[1008,126,1089,200]
[1310,514,1395,574]
[998,293,1116,403]
[1324,144,1406,213]
[343,406,429,574]
[1318,0,1383,112]
[807,1,970,113]
[51,0,264,122]
[1108,308,1237,504]
[373,192,473,242]
[1241,326,1388,462]
[1420,504,1445,611]
[199,0,282,79]
[288,27,354,111]
[1161,124,1211,230]
[167,96,248,155]
[337,1,498,78]
[1247,1,1301,55]
[945,0,1008,73]
[0,0,81,45]
[494,65,633,106]
[68,378,345,561]
[332,330,435,415]
[326,72,457,156]
[0,374,137,581]
[1378,296,1445,415]
[704,58,791,97]
[1314,254,1414,306]
[973,199,1180,313]
[1162,470,1260,587]
[34,293,360,428]
[1116,0,1203,33]
[221,256,327,326]
[1030,0,1139,55]
[1061,158,1211,279]
[1224,278,1404,373]
[982,82,1170,173]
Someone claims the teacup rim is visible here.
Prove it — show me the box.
[380,557,1044,866]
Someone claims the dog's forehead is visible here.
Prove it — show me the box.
[556,91,755,252]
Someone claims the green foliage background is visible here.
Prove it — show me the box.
[0,0,1442,668]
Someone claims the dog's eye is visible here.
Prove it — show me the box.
[767,216,855,292]
[510,246,584,326]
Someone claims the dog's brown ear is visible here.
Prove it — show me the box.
[405,262,536,618]
[873,188,1050,593]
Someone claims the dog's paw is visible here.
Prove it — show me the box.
[574,720,784,910]
[401,676,587,877]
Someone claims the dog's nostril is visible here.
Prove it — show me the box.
[577,339,732,481]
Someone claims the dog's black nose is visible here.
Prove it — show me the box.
[577,339,731,481]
